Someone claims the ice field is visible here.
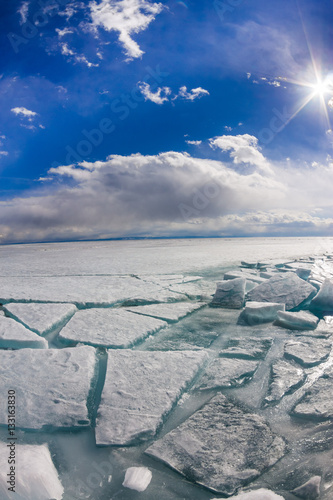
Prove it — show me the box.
[1,237,333,499]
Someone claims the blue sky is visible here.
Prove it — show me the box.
[1,0,333,243]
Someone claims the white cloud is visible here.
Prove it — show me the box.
[138,82,171,104]
[186,140,202,145]
[89,0,164,60]
[60,43,99,67]
[56,28,75,37]
[18,1,29,25]
[177,86,209,101]
[209,134,272,174]
[0,151,8,157]
[224,126,233,131]
[11,107,37,121]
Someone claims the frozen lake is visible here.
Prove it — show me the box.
[1,237,333,500]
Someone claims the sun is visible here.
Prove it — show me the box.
[310,77,333,98]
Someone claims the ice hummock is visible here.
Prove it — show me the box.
[58,307,167,348]
[310,278,333,313]
[145,393,286,496]
[122,467,152,492]
[274,310,319,330]
[211,278,246,309]
[95,350,208,445]
[0,442,64,500]
[238,301,285,325]
[247,272,317,310]
[0,346,96,430]
[0,315,48,349]
[3,302,77,335]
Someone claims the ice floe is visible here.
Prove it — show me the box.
[264,360,305,405]
[0,315,48,349]
[211,278,246,309]
[292,365,333,420]
[125,301,205,322]
[284,338,331,367]
[219,337,272,359]
[247,273,317,310]
[0,442,64,500]
[291,475,321,499]
[195,357,259,390]
[146,393,286,496]
[59,307,167,348]
[95,350,207,445]
[3,302,77,335]
[274,310,319,331]
[122,467,152,492]
[0,346,96,430]
[310,278,333,313]
[238,301,285,325]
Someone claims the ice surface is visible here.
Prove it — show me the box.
[274,310,319,331]
[3,302,77,335]
[291,475,321,499]
[247,273,317,310]
[58,308,167,348]
[0,442,64,500]
[310,278,333,313]
[195,357,259,390]
[292,365,333,420]
[122,467,152,492]
[238,302,285,325]
[212,489,285,499]
[95,350,208,445]
[284,338,331,367]
[0,315,48,349]
[264,360,305,405]
[211,278,246,309]
[0,275,181,306]
[169,281,216,300]
[125,301,205,322]
[0,346,96,430]
[219,337,272,359]
[146,393,286,496]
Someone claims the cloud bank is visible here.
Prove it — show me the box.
[1,134,333,243]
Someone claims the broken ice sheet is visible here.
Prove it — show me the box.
[0,346,96,430]
[284,338,332,367]
[0,315,48,349]
[274,310,319,331]
[238,301,285,325]
[210,278,246,309]
[95,350,208,445]
[264,360,305,405]
[0,442,64,500]
[212,489,285,499]
[195,357,259,390]
[292,365,333,420]
[58,307,167,348]
[125,301,206,322]
[145,393,286,496]
[219,337,272,360]
[3,302,77,336]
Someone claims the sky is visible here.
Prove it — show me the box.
[0,0,333,244]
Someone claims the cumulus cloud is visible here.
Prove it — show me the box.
[177,86,210,101]
[18,1,29,25]
[89,0,164,60]
[186,140,202,145]
[60,42,99,67]
[2,137,333,243]
[138,82,171,104]
[11,107,37,121]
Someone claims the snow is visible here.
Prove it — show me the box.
[95,350,208,445]
[0,442,64,500]
[247,272,317,310]
[219,337,272,359]
[291,476,321,499]
[284,338,331,367]
[0,346,96,430]
[58,307,167,348]
[145,393,286,496]
[212,489,285,499]
[238,301,285,325]
[211,278,246,309]
[264,360,305,405]
[195,357,259,390]
[122,467,152,492]
[0,315,48,349]
[3,302,77,335]
[274,310,319,330]
[125,301,205,322]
